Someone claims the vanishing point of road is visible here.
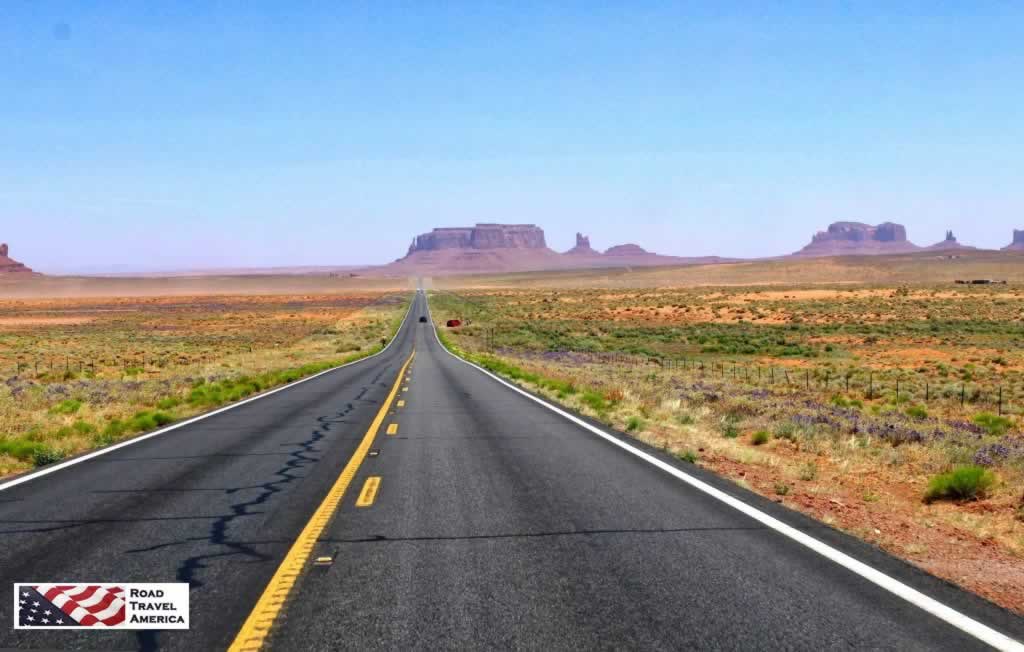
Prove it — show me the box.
[1,291,1023,651]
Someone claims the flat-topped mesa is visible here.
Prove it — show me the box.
[406,224,547,254]
[814,221,907,244]
[0,243,36,274]
[1003,229,1024,251]
[794,221,920,256]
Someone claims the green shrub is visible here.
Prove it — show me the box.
[751,430,771,446]
[625,416,645,432]
[0,439,49,462]
[131,412,158,431]
[157,397,181,410]
[102,419,128,441]
[799,462,818,481]
[774,422,798,442]
[924,466,995,503]
[50,399,82,415]
[581,390,610,413]
[905,404,928,420]
[72,420,96,435]
[678,450,698,464]
[774,483,790,496]
[32,447,65,467]
[153,411,174,426]
[722,423,739,439]
[973,412,1013,436]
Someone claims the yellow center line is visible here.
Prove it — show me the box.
[228,349,415,652]
[355,476,381,507]
[386,423,398,435]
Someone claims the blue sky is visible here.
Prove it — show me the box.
[2,2,1023,272]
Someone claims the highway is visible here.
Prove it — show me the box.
[1,291,1023,651]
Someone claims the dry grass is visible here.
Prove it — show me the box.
[0,291,409,477]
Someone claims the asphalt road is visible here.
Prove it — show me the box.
[1,291,1023,651]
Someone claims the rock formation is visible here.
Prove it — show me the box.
[926,230,974,251]
[565,232,598,255]
[793,222,920,257]
[378,224,729,275]
[0,243,36,274]
[406,224,547,255]
[605,243,648,256]
[1003,230,1024,251]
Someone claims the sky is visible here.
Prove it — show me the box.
[2,2,1023,273]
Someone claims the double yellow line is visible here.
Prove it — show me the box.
[229,349,415,652]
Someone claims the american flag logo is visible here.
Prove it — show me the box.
[17,585,125,627]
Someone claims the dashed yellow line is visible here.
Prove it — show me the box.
[386,423,398,435]
[355,476,381,507]
[228,350,415,652]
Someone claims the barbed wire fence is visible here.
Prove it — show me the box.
[431,289,1016,416]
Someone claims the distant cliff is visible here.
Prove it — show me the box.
[1003,230,1024,252]
[0,243,37,275]
[407,224,547,255]
[380,224,730,275]
[793,222,920,257]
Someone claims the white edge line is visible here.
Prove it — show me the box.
[0,295,416,493]
[425,291,1023,652]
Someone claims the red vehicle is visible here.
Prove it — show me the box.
[446,319,462,328]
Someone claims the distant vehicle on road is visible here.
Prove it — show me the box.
[418,316,428,323]
[446,319,462,328]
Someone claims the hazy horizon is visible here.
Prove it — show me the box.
[4,4,1023,274]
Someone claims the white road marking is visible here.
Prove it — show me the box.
[426,295,1023,652]
[0,299,416,493]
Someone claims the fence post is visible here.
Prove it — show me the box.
[868,372,873,400]
[998,385,1003,415]
[925,382,929,402]
[961,383,965,408]
[896,378,900,403]
[805,369,809,389]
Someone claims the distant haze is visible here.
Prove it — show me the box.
[3,4,1023,274]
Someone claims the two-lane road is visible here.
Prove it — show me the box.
[1,291,1022,650]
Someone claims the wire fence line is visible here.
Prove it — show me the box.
[431,290,1018,416]
[483,347,1015,415]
